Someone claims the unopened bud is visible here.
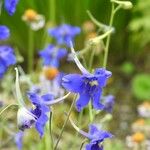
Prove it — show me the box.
[121,1,133,9]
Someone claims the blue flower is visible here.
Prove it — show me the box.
[69,119,113,150]
[0,45,16,78]
[62,68,111,112]
[0,25,10,40]
[85,125,113,150]
[39,44,67,67]
[102,95,115,113]
[27,92,54,137]
[15,131,24,150]
[4,0,19,15]
[48,24,80,47]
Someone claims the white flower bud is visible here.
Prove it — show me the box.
[121,1,133,9]
[17,107,36,131]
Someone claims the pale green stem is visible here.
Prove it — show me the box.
[87,10,104,28]
[28,28,34,73]
[49,111,54,150]
[54,95,76,150]
[103,3,115,68]
[79,139,88,150]
[88,101,93,123]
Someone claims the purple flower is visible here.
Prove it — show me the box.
[62,68,111,112]
[48,24,80,47]
[15,131,24,150]
[0,45,16,78]
[0,25,10,40]
[85,125,113,150]
[102,95,115,113]
[39,44,67,67]
[4,0,19,15]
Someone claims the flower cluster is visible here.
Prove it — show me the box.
[48,24,80,47]
[0,26,16,78]
[39,44,67,68]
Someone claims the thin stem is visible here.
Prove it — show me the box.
[49,111,54,150]
[28,28,34,73]
[87,10,104,28]
[88,102,93,123]
[88,46,95,72]
[54,95,76,150]
[103,3,115,68]
[79,139,88,150]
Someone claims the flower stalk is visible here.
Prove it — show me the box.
[54,94,76,150]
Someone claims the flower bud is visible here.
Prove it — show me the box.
[111,0,133,9]
[17,107,36,131]
[121,1,133,9]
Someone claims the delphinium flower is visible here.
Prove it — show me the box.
[70,118,113,150]
[4,0,19,15]
[0,45,16,78]
[39,44,67,68]
[48,24,80,47]
[22,9,45,31]
[102,95,115,113]
[62,43,112,112]
[0,25,10,40]
[15,68,70,137]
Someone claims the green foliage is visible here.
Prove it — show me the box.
[120,61,135,75]
[129,0,150,49]
[104,140,125,150]
[131,74,150,100]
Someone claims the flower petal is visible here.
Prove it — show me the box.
[76,92,90,112]
[89,124,99,135]
[62,74,84,93]
[35,113,48,137]
[92,89,104,110]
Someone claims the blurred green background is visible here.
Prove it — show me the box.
[0,0,150,149]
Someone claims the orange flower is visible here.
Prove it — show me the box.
[132,132,145,143]
[23,9,37,21]
[43,67,59,80]
[134,119,145,126]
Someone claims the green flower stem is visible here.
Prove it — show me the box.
[88,101,93,123]
[28,28,34,73]
[87,10,105,29]
[79,139,88,150]
[49,111,54,150]
[54,95,76,150]
[103,3,115,68]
